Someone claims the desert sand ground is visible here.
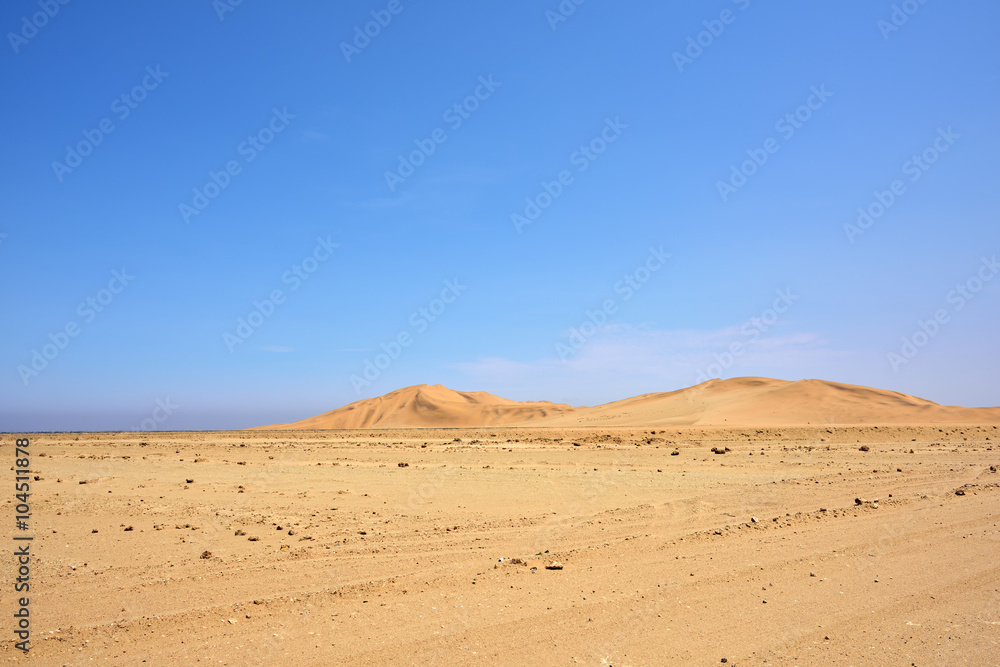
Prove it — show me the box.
[4,425,999,665]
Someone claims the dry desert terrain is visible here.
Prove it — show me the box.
[4,422,1000,665]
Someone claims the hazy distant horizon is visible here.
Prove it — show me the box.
[5,371,1000,433]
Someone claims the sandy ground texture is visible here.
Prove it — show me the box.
[3,425,999,665]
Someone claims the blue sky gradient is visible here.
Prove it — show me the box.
[2,1,998,431]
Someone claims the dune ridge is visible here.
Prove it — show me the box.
[258,384,576,429]
[254,377,1000,429]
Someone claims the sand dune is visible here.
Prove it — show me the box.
[533,376,1000,426]
[257,384,575,429]
[256,377,1000,429]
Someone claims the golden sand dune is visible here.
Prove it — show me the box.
[257,377,1000,429]
[257,383,576,429]
[535,376,1000,426]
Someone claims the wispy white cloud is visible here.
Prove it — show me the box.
[451,324,843,406]
[302,130,330,142]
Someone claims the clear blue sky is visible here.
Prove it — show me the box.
[2,1,998,431]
